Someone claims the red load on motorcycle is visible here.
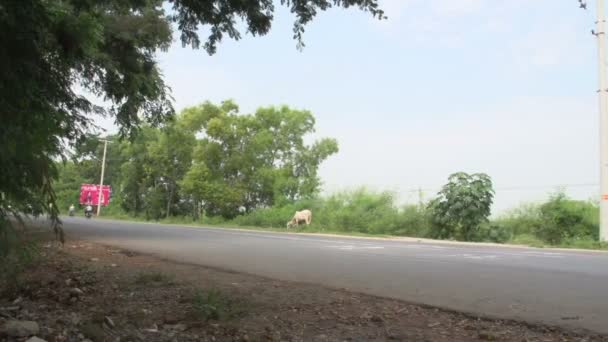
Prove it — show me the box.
[79,184,111,206]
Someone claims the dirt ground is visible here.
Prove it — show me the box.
[1,239,607,342]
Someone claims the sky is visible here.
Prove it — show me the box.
[98,0,602,214]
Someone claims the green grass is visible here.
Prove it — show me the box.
[191,288,244,321]
[509,234,547,248]
[558,238,608,251]
[507,234,608,251]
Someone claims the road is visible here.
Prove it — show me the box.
[57,217,608,333]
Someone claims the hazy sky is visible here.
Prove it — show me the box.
[98,0,601,214]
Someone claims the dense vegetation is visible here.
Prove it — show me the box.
[55,101,339,220]
[223,189,602,248]
[54,110,604,249]
[215,190,602,248]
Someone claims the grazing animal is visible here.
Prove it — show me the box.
[287,209,312,228]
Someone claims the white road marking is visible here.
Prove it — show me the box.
[446,254,499,260]
[325,245,385,250]
[522,251,565,258]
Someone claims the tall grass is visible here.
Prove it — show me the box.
[231,189,430,237]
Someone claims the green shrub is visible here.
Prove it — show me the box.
[392,205,431,237]
[560,237,608,250]
[472,222,513,243]
[428,172,494,241]
[493,203,541,237]
[315,189,399,234]
[534,192,598,244]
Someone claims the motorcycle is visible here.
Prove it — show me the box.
[84,205,93,219]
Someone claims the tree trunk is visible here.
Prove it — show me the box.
[166,183,174,218]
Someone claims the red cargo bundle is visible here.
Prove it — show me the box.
[79,184,111,206]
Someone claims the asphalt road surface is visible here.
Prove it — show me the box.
[55,217,608,333]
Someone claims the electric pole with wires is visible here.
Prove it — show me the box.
[581,0,608,241]
[97,139,110,216]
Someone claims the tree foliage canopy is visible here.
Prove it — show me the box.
[428,172,494,241]
[54,101,339,219]
[0,0,383,232]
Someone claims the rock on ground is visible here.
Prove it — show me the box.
[3,320,40,337]
[26,337,47,342]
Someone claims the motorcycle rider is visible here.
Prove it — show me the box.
[84,204,93,217]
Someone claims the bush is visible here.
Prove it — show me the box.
[560,237,608,250]
[493,203,542,238]
[472,222,513,243]
[428,172,494,241]
[315,189,400,234]
[534,192,598,244]
[392,205,431,237]
[495,193,599,246]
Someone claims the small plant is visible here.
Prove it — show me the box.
[134,271,174,286]
[192,288,234,321]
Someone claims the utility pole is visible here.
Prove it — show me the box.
[97,140,109,216]
[596,0,608,241]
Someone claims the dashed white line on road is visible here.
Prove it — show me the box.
[324,245,385,250]
[446,254,499,260]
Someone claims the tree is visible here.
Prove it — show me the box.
[179,101,339,218]
[428,172,494,241]
[147,121,196,217]
[0,0,384,236]
[114,127,154,215]
[52,163,87,214]
[180,163,212,219]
